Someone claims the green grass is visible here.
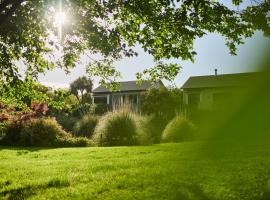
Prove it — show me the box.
[0,142,270,200]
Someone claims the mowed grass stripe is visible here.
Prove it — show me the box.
[0,143,269,200]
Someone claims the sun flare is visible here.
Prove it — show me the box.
[54,11,67,26]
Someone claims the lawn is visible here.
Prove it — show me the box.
[0,142,270,200]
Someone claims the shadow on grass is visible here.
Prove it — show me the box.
[0,178,70,200]
[0,146,62,152]
[173,183,214,200]
[173,183,270,200]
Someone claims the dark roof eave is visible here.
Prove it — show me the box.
[181,85,239,89]
[93,89,147,95]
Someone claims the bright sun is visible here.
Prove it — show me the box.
[54,11,67,26]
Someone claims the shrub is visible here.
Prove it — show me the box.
[0,117,92,147]
[20,118,71,146]
[18,118,93,147]
[145,115,169,143]
[0,123,6,140]
[56,114,78,132]
[93,103,110,115]
[71,103,94,118]
[92,109,150,146]
[161,115,196,143]
[73,115,99,138]
[0,102,49,145]
[55,136,94,147]
[141,87,183,119]
[0,122,22,146]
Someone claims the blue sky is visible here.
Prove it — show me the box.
[39,31,270,89]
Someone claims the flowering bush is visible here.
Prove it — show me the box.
[0,112,9,122]
[20,118,70,147]
[0,101,48,123]
[0,102,49,145]
[0,102,92,147]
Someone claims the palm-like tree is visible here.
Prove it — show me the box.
[70,76,93,104]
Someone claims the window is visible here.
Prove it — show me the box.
[94,96,107,104]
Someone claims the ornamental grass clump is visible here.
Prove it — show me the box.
[161,115,196,143]
[92,109,150,146]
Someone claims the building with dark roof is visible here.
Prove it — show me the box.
[93,80,164,110]
[181,71,260,110]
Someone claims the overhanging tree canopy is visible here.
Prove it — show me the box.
[0,0,269,84]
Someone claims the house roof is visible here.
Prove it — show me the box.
[181,72,261,89]
[93,80,164,94]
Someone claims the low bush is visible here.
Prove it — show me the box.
[161,115,196,143]
[19,118,70,146]
[56,114,78,132]
[73,115,99,138]
[0,123,6,140]
[93,103,110,115]
[0,118,92,147]
[92,109,150,146]
[145,115,170,143]
[0,122,22,146]
[0,102,49,145]
[55,136,94,147]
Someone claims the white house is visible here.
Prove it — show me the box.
[93,80,164,111]
[181,71,260,110]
